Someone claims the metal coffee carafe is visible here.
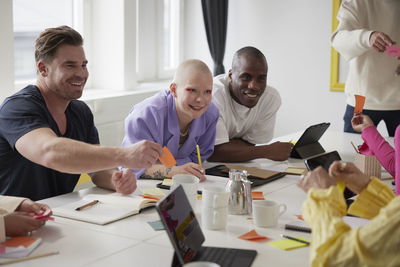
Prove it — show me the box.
[226,169,252,215]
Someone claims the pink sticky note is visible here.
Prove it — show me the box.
[33,209,54,221]
[386,46,400,57]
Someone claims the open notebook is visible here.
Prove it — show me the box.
[53,194,157,225]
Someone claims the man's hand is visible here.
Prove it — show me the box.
[297,166,337,193]
[351,114,374,132]
[123,140,163,169]
[265,142,293,161]
[329,161,370,194]
[112,169,137,194]
[172,163,206,182]
[369,31,395,52]
[4,212,45,236]
[17,199,52,216]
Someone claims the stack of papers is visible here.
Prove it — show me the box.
[0,236,41,258]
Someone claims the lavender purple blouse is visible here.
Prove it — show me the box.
[121,90,219,178]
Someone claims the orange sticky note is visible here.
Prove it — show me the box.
[354,94,366,114]
[3,236,38,248]
[238,230,270,242]
[252,191,265,200]
[159,146,176,168]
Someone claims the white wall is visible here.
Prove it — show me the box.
[0,0,15,101]
[0,0,364,147]
[184,0,347,137]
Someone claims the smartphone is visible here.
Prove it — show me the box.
[305,151,355,200]
[304,151,341,171]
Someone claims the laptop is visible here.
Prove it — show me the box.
[156,185,257,267]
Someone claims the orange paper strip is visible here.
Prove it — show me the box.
[252,191,265,200]
[4,236,38,248]
[354,94,366,114]
[238,230,270,241]
[159,146,177,168]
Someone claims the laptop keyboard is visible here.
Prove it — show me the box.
[197,246,237,266]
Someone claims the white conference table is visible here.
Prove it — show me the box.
[5,131,393,267]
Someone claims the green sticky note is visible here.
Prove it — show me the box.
[268,237,310,250]
[147,220,165,231]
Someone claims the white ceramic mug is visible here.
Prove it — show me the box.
[202,186,229,208]
[172,174,199,208]
[201,206,228,230]
[252,200,287,228]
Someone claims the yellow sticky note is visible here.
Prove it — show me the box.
[269,237,310,250]
[162,178,172,186]
[141,188,165,197]
[285,167,307,175]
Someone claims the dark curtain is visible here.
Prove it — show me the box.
[201,0,228,76]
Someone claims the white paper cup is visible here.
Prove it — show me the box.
[252,200,287,228]
[202,186,229,208]
[172,174,199,208]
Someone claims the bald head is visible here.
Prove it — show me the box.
[173,59,212,86]
[232,46,268,72]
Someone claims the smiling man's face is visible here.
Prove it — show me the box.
[228,54,268,108]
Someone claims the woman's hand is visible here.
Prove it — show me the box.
[351,114,374,132]
[297,166,337,193]
[172,163,206,181]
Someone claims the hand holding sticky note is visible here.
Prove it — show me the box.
[159,146,176,168]
[354,94,365,114]
[386,45,400,57]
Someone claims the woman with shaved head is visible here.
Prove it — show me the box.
[121,59,219,181]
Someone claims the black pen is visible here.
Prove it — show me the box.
[75,200,99,211]
[280,234,310,245]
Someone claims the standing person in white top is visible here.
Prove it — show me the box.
[208,46,293,163]
[331,0,400,137]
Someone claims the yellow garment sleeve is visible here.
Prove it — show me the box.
[348,178,395,219]
[302,180,400,267]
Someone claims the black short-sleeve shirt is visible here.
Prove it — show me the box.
[0,85,99,200]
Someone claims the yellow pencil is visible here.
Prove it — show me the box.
[196,145,202,167]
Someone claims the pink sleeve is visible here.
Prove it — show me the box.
[395,127,400,195]
[361,126,396,177]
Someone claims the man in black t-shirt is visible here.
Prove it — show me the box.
[0,26,163,200]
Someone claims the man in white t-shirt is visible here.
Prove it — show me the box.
[208,46,293,162]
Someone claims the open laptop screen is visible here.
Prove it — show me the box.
[156,185,204,265]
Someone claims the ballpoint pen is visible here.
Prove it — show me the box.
[75,200,99,211]
[280,234,310,245]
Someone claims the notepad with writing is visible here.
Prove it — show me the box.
[53,194,157,225]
